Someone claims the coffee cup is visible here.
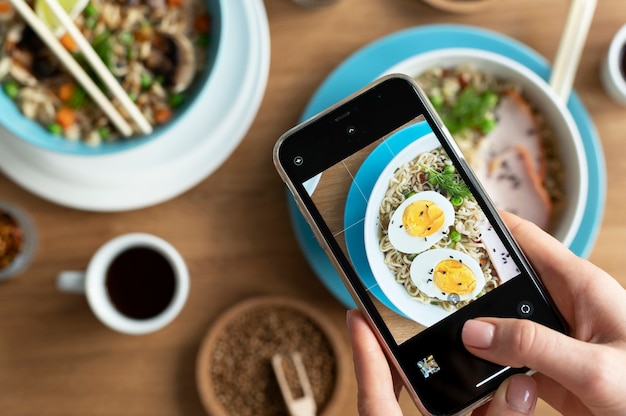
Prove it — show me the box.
[57,233,190,335]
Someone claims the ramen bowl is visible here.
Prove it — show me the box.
[0,0,222,156]
[380,48,588,247]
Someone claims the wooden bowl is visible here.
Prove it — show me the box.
[422,0,497,14]
[196,296,350,416]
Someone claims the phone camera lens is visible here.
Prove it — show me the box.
[293,156,304,166]
[346,125,356,135]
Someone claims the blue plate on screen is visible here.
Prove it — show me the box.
[288,24,606,309]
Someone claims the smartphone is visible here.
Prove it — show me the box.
[273,74,567,415]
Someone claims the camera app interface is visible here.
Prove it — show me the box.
[304,118,521,344]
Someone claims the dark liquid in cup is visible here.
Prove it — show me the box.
[105,247,176,320]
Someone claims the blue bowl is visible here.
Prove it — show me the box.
[0,0,222,156]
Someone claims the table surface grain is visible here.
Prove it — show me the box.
[2,0,626,415]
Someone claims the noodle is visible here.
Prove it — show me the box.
[378,147,500,311]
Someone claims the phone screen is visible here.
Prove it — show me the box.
[276,76,566,415]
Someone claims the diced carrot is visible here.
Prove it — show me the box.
[134,25,154,42]
[194,13,211,33]
[154,107,172,124]
[60,33,77,52]
[0,1,12,14]
[56,107,76,128]
[58,83,76,103]
[166,0,184,8]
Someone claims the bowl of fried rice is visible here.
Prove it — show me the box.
[381,48,588,248]
[0,0,222,155]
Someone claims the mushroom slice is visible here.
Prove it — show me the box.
[145,32,196,93]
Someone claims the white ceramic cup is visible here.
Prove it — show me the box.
[57,233,190,335]
[601,24,626,106]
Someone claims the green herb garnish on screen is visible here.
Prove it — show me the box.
[430,87,499,135]
[420,164,471,201]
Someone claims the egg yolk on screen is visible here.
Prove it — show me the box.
[402,200,445,238]
[433,259,476,295]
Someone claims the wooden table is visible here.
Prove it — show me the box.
[1,0,625,414]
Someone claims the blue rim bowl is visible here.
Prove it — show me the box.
[0,0,222,156]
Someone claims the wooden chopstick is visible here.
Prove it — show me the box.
[42,0,153,135]
[272,352,317,416]
[549,0,597,103]
[8,0,135,137]
[7,0,136,137]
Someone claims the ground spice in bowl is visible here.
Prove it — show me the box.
[196,297,349,416]
[0,200,36,281]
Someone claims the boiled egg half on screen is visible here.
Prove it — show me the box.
[387,191,455,254]
[410,248,486,304]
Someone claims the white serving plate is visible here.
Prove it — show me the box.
[0,0,270,212]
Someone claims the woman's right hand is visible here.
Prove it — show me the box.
[463,211,626,415]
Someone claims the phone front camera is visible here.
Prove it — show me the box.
[346,126,356,135]
[293,156,304,166]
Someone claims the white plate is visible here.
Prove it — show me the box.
[362,133,457,326]
[0,0,270,212]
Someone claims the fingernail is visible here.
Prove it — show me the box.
[346,309,354,331]
[505,375,537,413]
[461,319,495,349]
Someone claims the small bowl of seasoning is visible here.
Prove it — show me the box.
[601,24,626,106]
[196,296,350,416]
[0,200,37,281]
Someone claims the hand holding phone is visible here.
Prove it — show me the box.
[349,210,626,416]
[274,75,569,415]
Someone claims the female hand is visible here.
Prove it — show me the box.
[463,211,626,415]
[347,308,538,415]
[347,212,626,415]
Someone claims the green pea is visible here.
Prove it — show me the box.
[3,82,20,99]
[140,73,153,89]
[97,126,111,140]
[450,230,462,242]
[48,122,63,135]
[168,92,185,108]
[118,32,134,45]
[443,164,455,174]
[84,3,99,17]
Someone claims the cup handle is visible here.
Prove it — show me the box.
[57,271,87,293]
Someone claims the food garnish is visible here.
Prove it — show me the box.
[430,86,499,135]
[420,164,471,202]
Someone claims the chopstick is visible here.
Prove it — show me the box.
[549,0,597,104]
[41,0,153,135]
[8,0,135,137]
[272,352,317,416]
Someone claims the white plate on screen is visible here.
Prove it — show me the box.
[0,0,270,212]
